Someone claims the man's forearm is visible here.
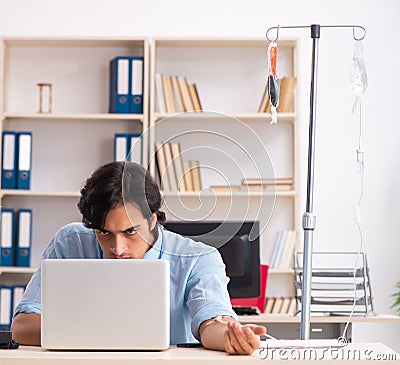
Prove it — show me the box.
[199,316,236,351]
[11,313,41,346]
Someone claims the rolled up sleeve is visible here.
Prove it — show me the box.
[186,249,237,340]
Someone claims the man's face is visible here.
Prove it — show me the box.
[95,203,157,259]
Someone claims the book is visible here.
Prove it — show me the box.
[182,160,194,191]
[209,185,241,192]
[271,230,288,269]
[155,142,171,191]
[277,77,297,113]
[188,83,202,111]
[155,73,166,113]
[272,297,284,314]
[280,297,292,314]
[169,142,187,191]
[162,143,178,191]
[278,230,297,270]
[288,297,297,314]
[177,76,194,112]
[171,76,185,112]
[162,76,176,113]
[269,231,283,268]
[240,184,292,192]
[241,177,293,186]
[257,77,297,114]
[189,160,201,191]
[258,83,269,113]
[264,297,275,314]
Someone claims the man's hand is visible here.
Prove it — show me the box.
[224,322,266,355]
[199,316,266,355]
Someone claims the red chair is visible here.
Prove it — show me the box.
[230,264,269,313]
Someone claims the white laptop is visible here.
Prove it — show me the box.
[41,259,170,350]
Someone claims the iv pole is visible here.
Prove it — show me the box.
[265,24,366,340]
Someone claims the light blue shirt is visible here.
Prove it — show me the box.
[14,223,237,344]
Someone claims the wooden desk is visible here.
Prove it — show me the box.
[0,344,397,364]
[238,314,400,341]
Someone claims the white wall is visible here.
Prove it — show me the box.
[1,0,399,351]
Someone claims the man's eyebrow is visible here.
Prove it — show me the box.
[122,224,141,233]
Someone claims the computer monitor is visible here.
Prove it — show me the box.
[164,221,260,298]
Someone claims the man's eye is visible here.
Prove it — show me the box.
[125,228,137,236]
[99,230,109,236]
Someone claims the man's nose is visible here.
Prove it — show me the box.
[111,236,128,256]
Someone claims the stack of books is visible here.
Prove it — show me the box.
[208,178,293,193]
[155,73,202,113]
[269,230,298,270]
[264,297,297,315]
[241,178,293,192]
[155,142,201,192]
[258,77,297,113]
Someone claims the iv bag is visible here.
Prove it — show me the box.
[268,41,279,123]
[350,41,368,111]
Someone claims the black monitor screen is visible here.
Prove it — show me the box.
[163,221,260,299]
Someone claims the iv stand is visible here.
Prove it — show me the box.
[265,24,366,340]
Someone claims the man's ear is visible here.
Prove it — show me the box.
[150,212,157,231]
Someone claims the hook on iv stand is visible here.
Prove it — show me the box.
[265,24,366,42]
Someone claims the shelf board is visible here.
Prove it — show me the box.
[2,37,147,48]
[154,112,295,123]
[0,190,296,199]
[268,268,294,275]
[238,313,400,324]
[161,190,296,198]
[0,190,80,198]
[153,37,297,48]
[3,113,144,121]
[0,266,36,275]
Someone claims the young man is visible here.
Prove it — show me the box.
[11,161,266,354]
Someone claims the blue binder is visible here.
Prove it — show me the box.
[0,286,13,331]
[109,57,130,113]
[16,209,32,267]
[128,133,143,164]
[1,131,17,189]
[12,285,26,317]
[0,208,15,267]
[114,133,130,161]
[16,132,32,190]
[129,57,144,114]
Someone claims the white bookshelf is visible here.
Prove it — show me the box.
[149,37,300,300]
[0,37,150,272]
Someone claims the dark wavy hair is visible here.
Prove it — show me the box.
[77,161,166,232]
